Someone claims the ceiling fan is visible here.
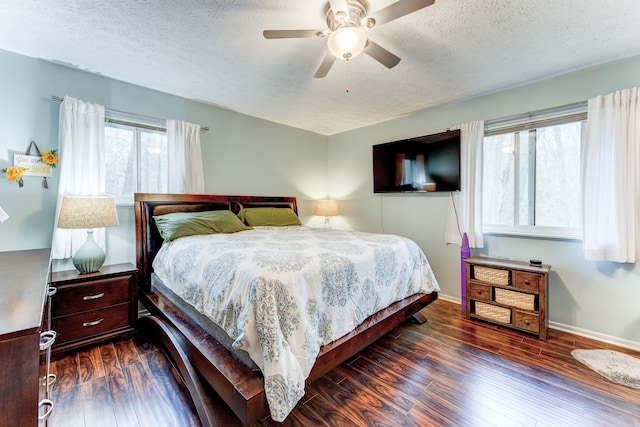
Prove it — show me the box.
[263,0,435,78]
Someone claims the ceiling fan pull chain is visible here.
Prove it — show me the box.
[345,62,350,93]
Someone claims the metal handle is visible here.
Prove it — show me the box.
[38,399,54,421]
[47,286,57,297]
[83,318,104,327]
[39,330,57,351]
[83,292,105,301]
[43,373,57,388]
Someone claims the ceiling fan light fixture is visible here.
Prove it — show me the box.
[327,26,367,60]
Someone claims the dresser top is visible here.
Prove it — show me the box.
[0,248,51,338]
[464,255,551,273]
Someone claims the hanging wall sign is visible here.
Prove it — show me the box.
[13,154,53,177]
[1,141,57,188]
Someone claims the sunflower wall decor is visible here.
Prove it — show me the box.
[2,140,57,188]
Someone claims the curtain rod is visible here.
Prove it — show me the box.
[51,96,210,131]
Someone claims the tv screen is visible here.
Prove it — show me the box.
[373,129,461,193]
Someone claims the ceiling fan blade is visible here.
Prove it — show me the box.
[329,0,350,18]
[367,0,435,26]
[263,30,322,39]
[314,52,336,78]
[364,40,401,69]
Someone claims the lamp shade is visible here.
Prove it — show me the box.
[327,26,367,60]
[316,199,338,217]
[57,196,119,274]
[57,196,119,229]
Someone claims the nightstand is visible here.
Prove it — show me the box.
[50,263,137,355]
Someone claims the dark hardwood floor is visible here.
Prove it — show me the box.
[48,299,640,427]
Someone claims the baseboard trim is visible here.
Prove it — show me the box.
[438,293,640,352]
[549,322,640,352]
[437,294,461,305]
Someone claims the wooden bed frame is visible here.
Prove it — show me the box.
[134,193,438,426]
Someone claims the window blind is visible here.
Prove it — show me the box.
[484,101,587,136]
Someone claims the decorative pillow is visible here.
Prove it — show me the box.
[237,207,302,226]
[154,210,252,242]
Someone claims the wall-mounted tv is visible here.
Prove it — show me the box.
[373,129,461,193]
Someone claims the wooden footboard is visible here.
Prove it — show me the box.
[140,289,266,425]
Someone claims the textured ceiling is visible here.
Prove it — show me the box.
[1,0,640,135]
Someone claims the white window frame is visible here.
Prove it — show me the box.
[482,103,587,240]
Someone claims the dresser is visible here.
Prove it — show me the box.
[0,248,52,426]
[50,263,137,355]
[465,256,550,340]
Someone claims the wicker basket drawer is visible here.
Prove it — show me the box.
[514,311,540,333]
[473,266,510,285]
[494,288,536,310]
[474,302,511,324]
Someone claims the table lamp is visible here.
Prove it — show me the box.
[316,199,338,226]
[57,196,119,273]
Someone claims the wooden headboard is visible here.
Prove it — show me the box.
[134,193,298,291]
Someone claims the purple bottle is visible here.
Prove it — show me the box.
[460,233,470,311]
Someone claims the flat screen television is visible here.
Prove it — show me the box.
[373,129,461,193]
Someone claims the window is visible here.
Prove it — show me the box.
[482,104,586,239]
[105,121,167,204]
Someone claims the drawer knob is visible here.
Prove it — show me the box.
[524,279,530,285]
[83,318,104,327]
[83,292,105,301]
[524,320,530,325]
[476,289,482,295]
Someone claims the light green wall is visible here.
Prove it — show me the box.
[328,55,640,348]
[2,47,639,347]
[0,50,328,270]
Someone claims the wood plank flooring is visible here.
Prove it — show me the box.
[47,299,640,427]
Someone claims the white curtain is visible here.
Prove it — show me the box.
[445,120,485,248]
[51,97,106,259]
[166,120,205,193]
[582,88,640,263]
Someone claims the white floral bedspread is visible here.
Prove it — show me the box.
[152,226,439,422]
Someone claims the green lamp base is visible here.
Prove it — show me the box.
[72,230,106,274]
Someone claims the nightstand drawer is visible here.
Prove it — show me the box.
[52,277,130,317]
[53,304,130,345]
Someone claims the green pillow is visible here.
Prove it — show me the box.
[154,210,252,242]
[237,207,302,226]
